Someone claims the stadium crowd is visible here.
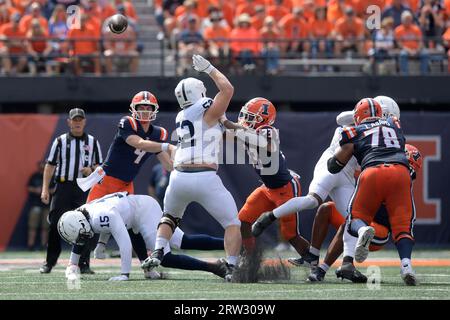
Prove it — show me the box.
[0,0,139,75]
[155,0,450,75]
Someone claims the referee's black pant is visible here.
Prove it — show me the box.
[46,181,94,268]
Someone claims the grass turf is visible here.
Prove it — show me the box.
[1,249,449,300]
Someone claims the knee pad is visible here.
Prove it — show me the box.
[157,213,181,233]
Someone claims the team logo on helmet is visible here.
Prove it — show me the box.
[238,97,276,129]
[353,98,382,125]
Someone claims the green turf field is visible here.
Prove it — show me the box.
[1,249,449,300]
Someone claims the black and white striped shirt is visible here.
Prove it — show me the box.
[47,133,103,183]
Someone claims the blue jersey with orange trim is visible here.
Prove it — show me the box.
[102,116,168,182]
[246,125,293,189]
[339,116,408,170]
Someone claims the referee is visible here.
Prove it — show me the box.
[40,108,103,274]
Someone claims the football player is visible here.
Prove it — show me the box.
[142,54,241,281]
[59,192,229,281]
[76,91,224,277]
[232,97,311,260]
[329,98,417,286]
[251,95,401,268]
[308,143,422,283]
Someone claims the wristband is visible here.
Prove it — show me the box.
[161,143,169,152]
[204,64,216,74]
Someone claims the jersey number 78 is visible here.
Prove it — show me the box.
[363,126,401,148]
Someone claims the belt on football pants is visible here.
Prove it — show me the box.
[175,166,217,173]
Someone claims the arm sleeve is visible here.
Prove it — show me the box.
[109,213,133,275]
[47,137,60,165]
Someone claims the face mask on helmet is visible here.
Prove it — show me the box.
[130,92,159,122]
[58,209,94,246]
[238,106,264,129]
[175,78,206,109]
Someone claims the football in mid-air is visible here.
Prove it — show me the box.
[108,14,128,34]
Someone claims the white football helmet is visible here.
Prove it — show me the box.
[58,209,94,245]
[174,77,207,109]
[374,96,400,119]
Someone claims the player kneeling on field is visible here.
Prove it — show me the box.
[58,192,228,281]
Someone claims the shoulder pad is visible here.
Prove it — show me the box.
[340,126,357,145]
[118,116,138,132]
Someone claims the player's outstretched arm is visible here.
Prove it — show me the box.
[126,135,173,154]
[336,110,354,126]
[109,215,133,280]
[192,54,234,125]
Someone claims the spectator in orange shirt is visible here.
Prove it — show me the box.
[67,14,101,75]
[216,0,234,28]
[200,6,229,32]
[302,0,317,21]
[203,10,230,67]
[382,0,414,28]
[395,10,429,74]
[229,13,261,72]
[19,2,48,33]
[0,12,27,74]
[25,18,53,74]
[1,0,19,28]
[251,5,266,31]
[327,0,355,24]
[279,7,309,55]
[103,18,139,74]
[310,6,334,59]
[81,0,103,38]
[260,15,281,74]
[236,0,257,18]
[266,0,290,21]
[334,6,365,57]
[11,0,32,15]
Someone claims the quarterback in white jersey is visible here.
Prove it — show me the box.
[58,192,229,281]
[142,55,241,281]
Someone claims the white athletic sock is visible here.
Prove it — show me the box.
[401,258,412,267]
[227,256,238,266]
[273,195,319,219]
[69,252,81,265]
[155,236,169,251]
[343,223,357,258]
[319,263,330,272]
[309,246,320,256]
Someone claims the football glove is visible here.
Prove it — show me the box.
[192,54,215,74]
[65,264,80,280]
[94,243,107,259]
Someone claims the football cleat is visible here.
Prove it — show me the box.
[288,252,319,268]
[39,262,53,274]
[308,266,327,282]
[209,259,229,279]
[355,226,375,263]
[141,248,164,270]
[108,274,129,281]
[401,264,417,286]
[251,211,275,237]
[336,263,367,283]
[220,258,235,282]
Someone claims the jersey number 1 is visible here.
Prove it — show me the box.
[364,126,400,148]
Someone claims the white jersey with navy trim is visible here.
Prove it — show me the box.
[174,97,225,166]
[80,193,184,275]
[308,127,359,216]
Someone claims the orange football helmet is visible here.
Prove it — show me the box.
[238,97,276,129]
[353,98,382,125]
[405,144,422,172]
[130,91,159,122]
